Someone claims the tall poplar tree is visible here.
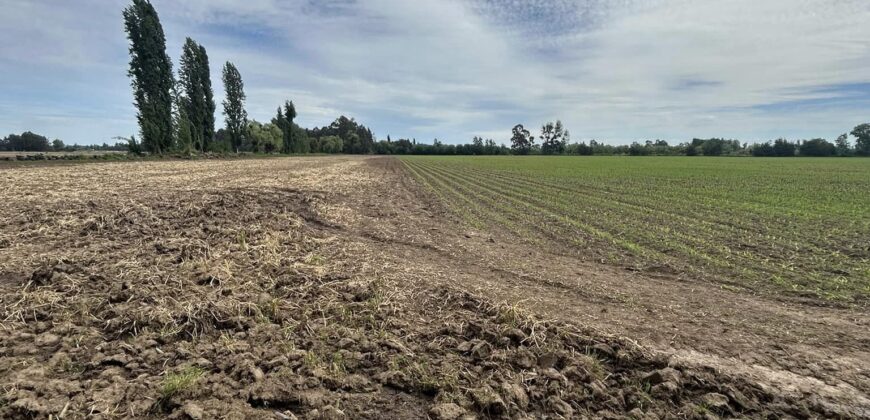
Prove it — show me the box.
[199,44,216,149]
[274,107,289,154]
[222,62,247,152]
[123,0,174,154]
[179,38,205,150]
[172,83,194,154]
[283,101,297,154]
[179,38,215,152]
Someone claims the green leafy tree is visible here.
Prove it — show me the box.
[1,132,51,151]
[850,124,870,156]
[123,0,174,154]
[52,139,65,151]
[247,120,282,153]
[319,136,344,154]
[799,138,835,157]
[510,124,534,155]
[221,62,247,152]
[273,107,287,151]
[772,138,797,157]
[306,116,376,154]
[471,136,484,155]
[835,133,851,156]
[540,120,568,155]
[293,123,310,154]
[751,142,775,157]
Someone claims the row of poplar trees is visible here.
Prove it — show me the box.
[123,0,247,154]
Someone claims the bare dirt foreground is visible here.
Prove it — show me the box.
[0,156,867,419]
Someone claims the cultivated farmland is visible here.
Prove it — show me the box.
[403,156,870,302]
[0,157,868,418]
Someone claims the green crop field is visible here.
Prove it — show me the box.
[401,156,870,302]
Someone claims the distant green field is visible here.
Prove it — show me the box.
[401,156,870,302]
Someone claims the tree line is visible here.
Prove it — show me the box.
[0,132,127,153]
[365,121,870,157]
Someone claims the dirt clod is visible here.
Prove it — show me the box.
[700,392,730,411]
[469,385,506,414]
[537,352,559,369]
[34,332,60,347]
[547,395,574,416]
[182,401,205,419]
[501,382,529,410]
[643,367,682,386]
[430,403,466,420]
[469,340,492,360]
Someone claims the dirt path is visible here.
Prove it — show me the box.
[340,157,870,416]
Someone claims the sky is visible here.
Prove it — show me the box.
[2,0,870,146]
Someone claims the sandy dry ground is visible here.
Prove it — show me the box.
[0,156,867,419]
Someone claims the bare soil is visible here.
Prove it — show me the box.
[0,156,867,419]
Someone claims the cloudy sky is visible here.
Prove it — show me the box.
[2,0,870,145]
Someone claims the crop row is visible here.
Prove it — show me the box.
[402,156,870,301]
